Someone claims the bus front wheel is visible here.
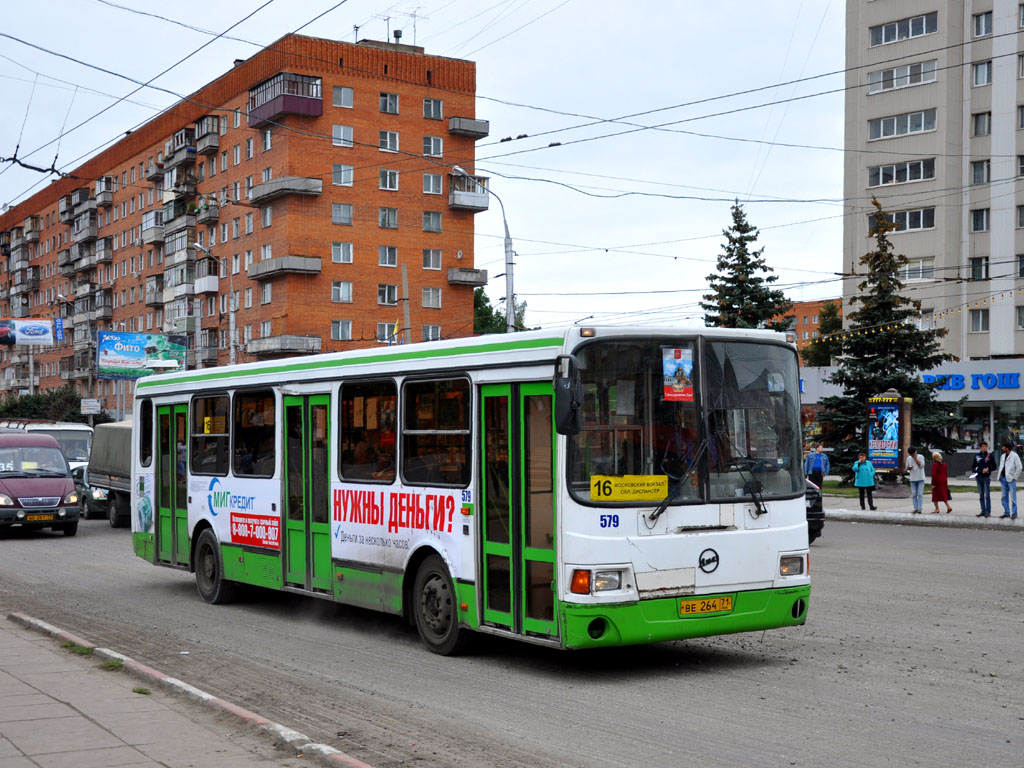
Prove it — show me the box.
[413,554,468,656]
[194,529,236,605]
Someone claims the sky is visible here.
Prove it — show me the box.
[0,0,847,331]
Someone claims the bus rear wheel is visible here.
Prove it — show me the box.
[194,529,236,605]
[413,554,468,656]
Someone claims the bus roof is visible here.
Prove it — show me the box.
[134,325,789,396]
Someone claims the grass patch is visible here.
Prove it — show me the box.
[822,480,976,497]
[61,641,93,656]
[98,658,124,672]
[132,686,152,695]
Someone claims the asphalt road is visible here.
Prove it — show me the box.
[1,519,1021,767]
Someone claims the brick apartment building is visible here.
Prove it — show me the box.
[0,33,489,413]
[778,297,842,352]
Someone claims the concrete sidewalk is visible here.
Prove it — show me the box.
[824,488,1024,531]
[0,614,373,768]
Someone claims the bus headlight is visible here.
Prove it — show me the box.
[0,494,13,506]
[63,491,80,506]
[593,571,622,591]
[780,555,805,576]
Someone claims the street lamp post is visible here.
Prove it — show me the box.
[452,165,515,332]
[194,243,235,366]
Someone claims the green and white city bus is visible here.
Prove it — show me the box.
[131,326,810,654]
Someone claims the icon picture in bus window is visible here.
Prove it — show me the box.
[662,347,694,402]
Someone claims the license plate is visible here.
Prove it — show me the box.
[679,596,733,616]
[25,514,54,522]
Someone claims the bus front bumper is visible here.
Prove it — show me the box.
[560,585,810,649]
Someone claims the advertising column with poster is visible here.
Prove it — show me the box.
[866,391,913,486]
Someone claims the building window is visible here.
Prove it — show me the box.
[262,128,272,151]
[867,158,935,187]
[423,211,442,232]
[973,112,991,136]
[332,203,353,225]
[970,256,990,281]
[423,173,442,194]
[233,144,241,165]
[423,249,441,270]
[378,207,398,229]
[232,218,240,239]
[333,164,353,186]
[376,322,397,343]
[262,205,272,227]
[261,283,272,304]
[245,138,253,159]
[974,11,993,37]
[379,169,399,190]
[244,212,254,234]
[261,167,272,183]
[423,98,443,119]
[869,208,935,233]
[969,160,992,186]
[970,309,989,333]
[868,60,936,94]
[333,86,353,108]
[332,281,352,303]
[261,320,271,337]
[332,242,353,263]
[331,320,352,341]
[378,284,398,305]
[1019,206,1024,229]
[869,109,936,140]
[1018,254,1024,278]
[332,124,353,147]
[900,257,935,281]
[378,245,397,267]
[422,324,441,341]
[1019,54,1024,79]
[422,287,441,308]
[974,61,993,87]
[379,130,399,152]
[244,287,253,308]
[234,109,241,128]
[971,208,990,232]
[379,92,399,114]
[1016,306,1024,330]
[423,136,443,157]
[261,243,272,260]
[869,12,937,46]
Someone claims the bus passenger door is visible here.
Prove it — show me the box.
[283,395,332,591]
[480,383,558,638]
[156,403,189,566]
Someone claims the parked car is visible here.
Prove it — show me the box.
[805,478,824,544]
[71,465,109,519]
[0,433,80,536]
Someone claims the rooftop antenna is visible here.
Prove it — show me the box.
[353,24,359,42]
[395,8,428,46]
[374,14,391,39]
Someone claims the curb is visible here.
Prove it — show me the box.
[5,612,375,768]
[825,508,1024,531]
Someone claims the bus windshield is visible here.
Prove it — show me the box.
[567,338,802,506]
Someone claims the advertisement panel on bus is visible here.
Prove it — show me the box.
[96,332,187,379]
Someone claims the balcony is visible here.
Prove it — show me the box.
[74,281,96,299]
[58,196,73,222]
[168,316,195,334]
[95,177,115,207]
[172,282,195,299]
[248,72,322,128]
[72,214,98,243]
[448,174,490,212]
[10,228,24,250]
[195,273,219,294]
[197,204,219,224]
[73,336,95,352]
[247,255,321,280]
[23,217,40,243]
[141,210,165,244]
[195,117,220,155]
[447,268,487,286]
[448,116,490,139]
[195,346,219,365]
[164,127,196,170]
[145,278,164,306]
[72,310,91,327]
[93,302,113,322]
[145,162,164,182]
[246,335,321,357]
[249,176,322,205]
[164,247,195,269]
[94,237,113,264]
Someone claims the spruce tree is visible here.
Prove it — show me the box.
[701,202,792,331]
[817,200,959,481]
[800,300,843,366]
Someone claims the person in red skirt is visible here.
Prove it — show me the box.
[930,451,952,513]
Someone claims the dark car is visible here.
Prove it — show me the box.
[805,478,824,544]
[0,433,80,536]
[71,466,109,519]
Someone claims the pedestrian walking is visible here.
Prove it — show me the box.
[804,443,830,489]
[905,447,925,514]
[853,451,877,510]
[930,452,952,513]
[996,441,1021,519]
[971,442,997,517]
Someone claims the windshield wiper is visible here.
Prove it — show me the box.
[24,469,68,477]
[726,455,769,517]
[648,439,708,524]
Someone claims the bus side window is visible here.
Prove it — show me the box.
[233,390,275,476]
[140,399,153,467]
[401,378,470,487]
[191,394,230,476]
[340,380,397,482]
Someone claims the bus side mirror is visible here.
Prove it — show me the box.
[553,355,581,436]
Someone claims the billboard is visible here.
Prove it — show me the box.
[96,332,187,380]
[0,318,56,346]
